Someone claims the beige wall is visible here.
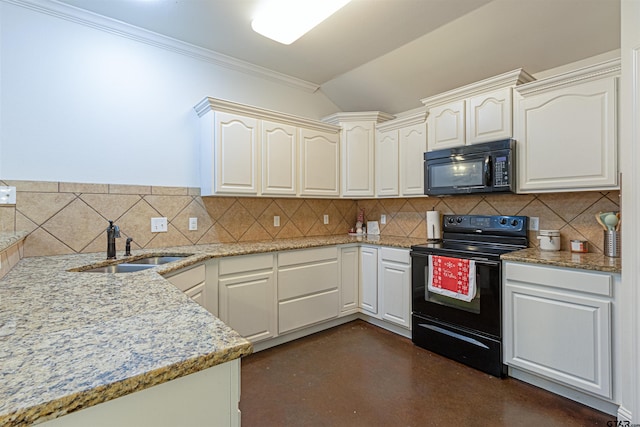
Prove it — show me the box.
[0,180,619,257]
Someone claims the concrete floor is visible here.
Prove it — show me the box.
[240,320,614,426]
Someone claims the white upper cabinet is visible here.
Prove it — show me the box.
[467,87,513,144]
[375,110,428,197]
[341,122,375,197]
[299,128,340,197]
[399,121,427,196]
[198,111,259,196]
[515,59,620,193]
[195,98,340,197]
[262,120,296,196]
[375,129,399,196]
[427,100,466,150]
[422,69,534,151]
[323,112,393,198]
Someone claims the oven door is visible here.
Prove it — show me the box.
[411,251,501,338]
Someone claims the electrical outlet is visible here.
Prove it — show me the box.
[274,216,280,227]
[189,217,198,231]
[323,214,329,225]
[380,214,386,225]
[529,217,539,231]
[151,217,168,233]
[0,186,17,205]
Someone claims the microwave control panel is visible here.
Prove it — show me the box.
[494,155,510,187]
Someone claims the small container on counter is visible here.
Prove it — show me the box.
[570,239,588,253]
[537,229,561,251]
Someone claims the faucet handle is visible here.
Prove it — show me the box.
[114,225,121,238]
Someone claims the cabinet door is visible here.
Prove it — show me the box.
[184,282,206,307]
[299,128,340,196]
[341,122,375,197]
[214,112,259,194]
[375,129,399,196]
[218,270,276,343]
[166,264,212,312]
[340,246,359,315]
[379,249,411,329]
[359,246,379,316]
[427,100,466,150]
[516,78,617,192]
[261,120,296,196]
[504,282,612,398]
[399,122,427,196]
[467,87,513,144]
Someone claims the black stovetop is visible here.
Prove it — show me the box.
[411,214,529,260]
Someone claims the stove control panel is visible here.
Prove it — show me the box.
[443,215,528,236]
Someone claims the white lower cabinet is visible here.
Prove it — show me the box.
[379,247,411,329]
[504,262,614,400]
[277,247,339,333]
[339,245,359,315]
[41,359,241,427]
[164,261,218,316]
[359,245,379,316]
[218,254,276,343]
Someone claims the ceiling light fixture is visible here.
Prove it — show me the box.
[251,0,351,45]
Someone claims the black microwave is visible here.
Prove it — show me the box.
[424,139,515,196]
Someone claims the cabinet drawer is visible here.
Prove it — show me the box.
[505,262,612,297]
[278,289,339,334]
[166,264,205,292]
[219,253,274,276]
[278,246,338,266]
[278,260,338,301]
[380,247,410,264]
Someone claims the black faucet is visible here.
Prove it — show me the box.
[125,237,133,257]
[106,220,121,259]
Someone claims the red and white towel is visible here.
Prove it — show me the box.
[428,255,477,302]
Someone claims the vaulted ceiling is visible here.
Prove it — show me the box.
[57,0,621,114]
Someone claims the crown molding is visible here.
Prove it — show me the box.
[194,97,341,133]
[515,58,621,97]
[375,108,428,132]
[4,0,320,93]
[420,68,535,107]
[321,111,395,126]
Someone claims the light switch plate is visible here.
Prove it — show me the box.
[380,214,386,225]
[529,217,539,231]
[274,216,280,227]
[323,214,329,225]
[151,217,168,233]
[189,217,198,231]
[0,186,17,205]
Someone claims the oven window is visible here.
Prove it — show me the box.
[430,159,484,188]
[423,265,481,314]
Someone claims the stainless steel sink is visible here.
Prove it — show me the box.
[128,255,189,265]
[81,263,156,273]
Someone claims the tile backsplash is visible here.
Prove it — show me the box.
[0,180,619,257]
[356,191,620,254]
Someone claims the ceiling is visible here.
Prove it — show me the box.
[56,0,621,114]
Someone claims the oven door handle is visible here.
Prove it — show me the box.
[411,252,501,267]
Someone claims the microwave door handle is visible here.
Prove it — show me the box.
[484,156,492,187]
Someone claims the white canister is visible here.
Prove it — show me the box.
[537,230,561,251]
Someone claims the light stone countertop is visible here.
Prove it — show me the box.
[0,233,620,425]
[501,247,621,273]
[0,231,29,252]
[0,234,422,426]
